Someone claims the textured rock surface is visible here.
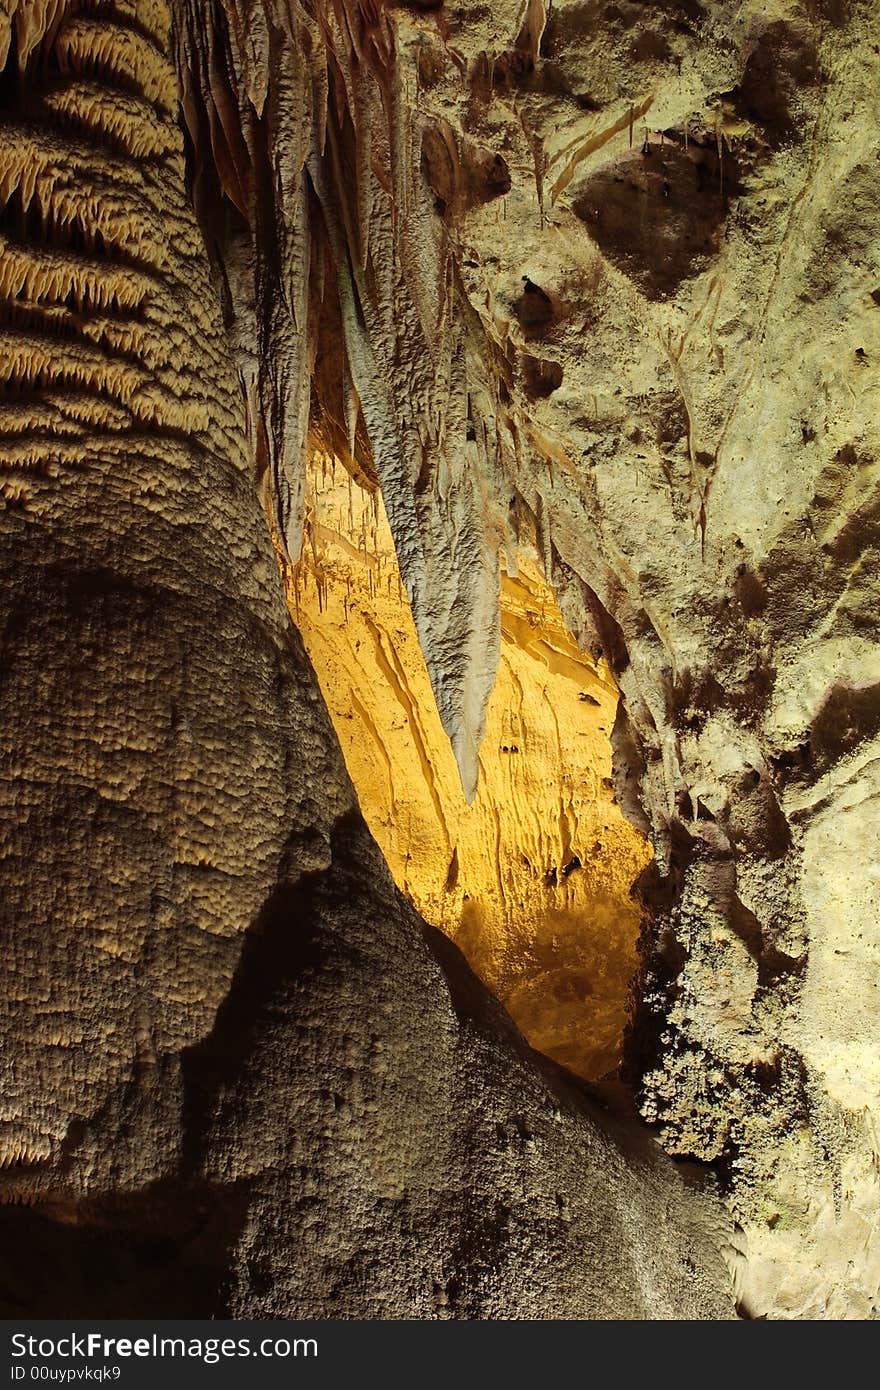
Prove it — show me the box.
[292,453,650,1080]
[0,0,348,1192]
[0,0,735,1319]
[3,0,878,1321]
[170,0,880,1317]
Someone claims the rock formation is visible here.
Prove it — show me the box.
[292,451,650,1081]
[0,0,877,1320]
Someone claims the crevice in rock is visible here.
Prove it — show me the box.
[287,453,653,1083]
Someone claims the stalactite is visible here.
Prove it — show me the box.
[173,0,520,799]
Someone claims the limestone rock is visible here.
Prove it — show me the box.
[172,0,880,1318]
[3,0,877,1321]
[291,453,651,1082]
[0,0,734,1319]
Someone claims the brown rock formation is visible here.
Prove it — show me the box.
[1,0,877,1321]
[0,0,733,1319]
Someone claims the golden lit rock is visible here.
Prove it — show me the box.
[290,455,651,1080]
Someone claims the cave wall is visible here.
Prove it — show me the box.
[171,0,880,1317]
[0,0,735,1319]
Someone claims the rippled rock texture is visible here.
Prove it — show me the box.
[1,0,878,1320]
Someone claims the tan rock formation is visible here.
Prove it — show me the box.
[0,0,735,1319]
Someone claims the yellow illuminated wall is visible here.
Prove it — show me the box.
[289,457,652,1079]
